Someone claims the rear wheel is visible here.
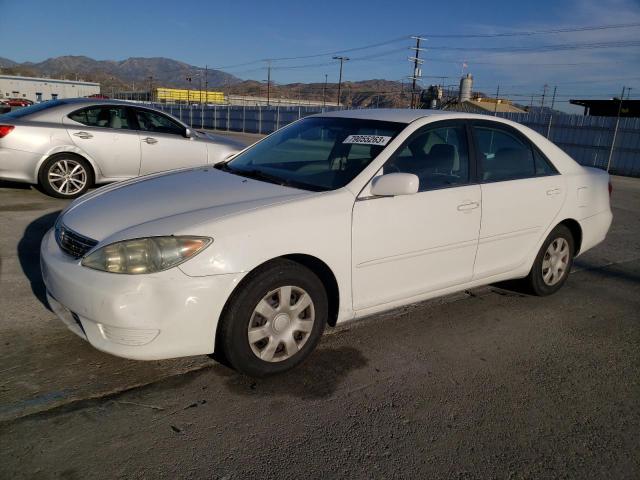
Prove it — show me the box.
[216,259,327,377]
[526,224,575,296]
[39,154,93,199]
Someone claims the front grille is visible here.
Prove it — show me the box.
[55,222,98,259]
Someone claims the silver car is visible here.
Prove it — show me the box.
[0,99,244,198]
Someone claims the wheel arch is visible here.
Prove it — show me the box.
[557,218,583,255]
[218,254,341,333]
[35,150,100,185]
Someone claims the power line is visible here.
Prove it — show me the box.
[419,22,640,38]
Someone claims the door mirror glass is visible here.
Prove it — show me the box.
[370,173,419,196]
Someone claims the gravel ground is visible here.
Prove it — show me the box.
[0,147,638,479]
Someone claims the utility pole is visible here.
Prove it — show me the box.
[541,84,548,108]
[266,60,272,106]
[186,75,192,105]
[550,86,557,110]
[494,85,500,116]
[332,56,349,107]
[408,36,426,109]
[148,76,153,102]
[607,86,626,172]
[204,65,208,103]
[626,87,633,100]
[322,73,327,108]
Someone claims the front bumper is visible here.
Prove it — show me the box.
[40,228,246,360]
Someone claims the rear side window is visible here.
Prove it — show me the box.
[68,106,132,129]
[2,100,67,118]
[474,126,536,182]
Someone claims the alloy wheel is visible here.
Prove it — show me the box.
[48,159,87,195]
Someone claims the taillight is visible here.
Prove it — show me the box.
[608,181,613,197]
[0,125,14,138]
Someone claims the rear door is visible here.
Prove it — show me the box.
[471,121,565,279]
[131,107,207,175]
[64,105,141,179]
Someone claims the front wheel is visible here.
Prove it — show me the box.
[526,224,575,296]
[39,154,93,199]
[216,259,327,377]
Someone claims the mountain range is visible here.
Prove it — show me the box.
[0,55,430,107]
[0,56,240,92]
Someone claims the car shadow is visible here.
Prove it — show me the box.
[0,179,32,190]
[216,345,368,400]
[17,210,62,311]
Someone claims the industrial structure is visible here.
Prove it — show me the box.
[570,98,640,117]
[0,74,100,103]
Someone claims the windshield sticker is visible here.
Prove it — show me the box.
[342,134,392,146]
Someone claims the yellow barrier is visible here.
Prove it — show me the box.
[156,87,225,103]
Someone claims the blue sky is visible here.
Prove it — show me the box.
[1,0,639,111]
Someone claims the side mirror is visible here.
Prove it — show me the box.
[184,127,195,138]
[370,173,419,197]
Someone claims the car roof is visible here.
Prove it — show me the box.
[315,108,450,123]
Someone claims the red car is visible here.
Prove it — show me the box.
[5,98,34,107]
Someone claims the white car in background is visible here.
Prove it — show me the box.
[0,99,244,198]
[41,109,612,377]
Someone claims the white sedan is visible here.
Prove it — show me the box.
[41,109,613,376]
[0,99,243,198]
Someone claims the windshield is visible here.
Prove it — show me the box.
[221,117,405,191]
[2,100,67,118]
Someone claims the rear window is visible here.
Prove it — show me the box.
[2,100,67,118]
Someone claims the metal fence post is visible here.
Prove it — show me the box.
[258,105,262,134]
[214,104,217,130]
[227,106,230,132]
[276,105,280,130]
[607,116,622,173]
[546,114,553,139]
[298,105,301,120]
[242,104,246,133]
[201,104,204,129]
[189,105,193,127]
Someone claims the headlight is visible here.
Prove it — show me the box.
[81,236,212,274]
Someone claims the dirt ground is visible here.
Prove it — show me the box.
[1,145,639,479]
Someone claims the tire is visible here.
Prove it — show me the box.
[526,224,575,296]
[216,259,327,377]
[38,153,93,199]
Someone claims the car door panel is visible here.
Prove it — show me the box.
[352,185,482,310]
[474,177,565,278]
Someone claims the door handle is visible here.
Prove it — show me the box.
[73,131,93,139]
[546,188,561,196]
[142,137,158,144]
[457,201,480,212]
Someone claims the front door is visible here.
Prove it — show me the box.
[351,122,481,310]
[132,107,207,175]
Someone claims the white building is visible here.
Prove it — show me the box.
[0,75,100,103]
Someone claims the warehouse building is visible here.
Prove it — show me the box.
[0,74,100,103]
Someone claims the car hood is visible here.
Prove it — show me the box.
[61,167,311,241]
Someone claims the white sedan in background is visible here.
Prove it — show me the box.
[0,99,244,197]
[41,109,612,377]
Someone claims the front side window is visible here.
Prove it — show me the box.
[383,124,470,191]
[222,117,405,191]
[134,109,184,136]
[68,106,132,129]
[475,126,536,182]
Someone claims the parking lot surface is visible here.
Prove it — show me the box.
[1,142,639,478]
